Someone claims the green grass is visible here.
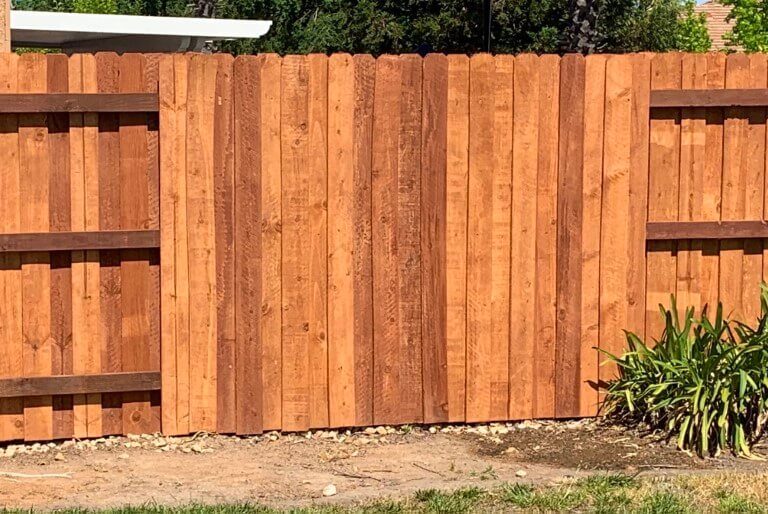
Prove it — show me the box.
[9,472,768,513]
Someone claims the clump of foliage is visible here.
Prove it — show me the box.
[676,0,712,52]
[14,0,711,55]
[603,287,768,457]
[723,0,768,52]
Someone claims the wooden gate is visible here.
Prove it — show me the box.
[0,53,161,441]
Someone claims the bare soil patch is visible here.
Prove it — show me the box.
[467,420,753,471]
[0,420,765,510]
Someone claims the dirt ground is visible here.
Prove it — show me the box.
[0,419,766,510]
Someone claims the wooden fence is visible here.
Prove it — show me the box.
[0,51,765,441]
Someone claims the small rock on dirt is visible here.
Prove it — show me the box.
[322,484,337,497]
[54,452,66,461]
[516,469,528,478]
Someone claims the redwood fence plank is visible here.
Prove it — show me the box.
[47,53,73,441]
[258,54,282,432]
[96,51,123,436]
[579,54,607,417]
[214,54,236,435]
[233,55,263,435]
[351,54,375,428]
[509,54,538,420]
[281,55,312,431]
[420,53,449,424]
[0,52,23,442]
[646,53,681,340]
[328,53,359,427]
[555,54,585,419]
[19,52,52,442]
[186,54,218,433]
[445,54,469,423]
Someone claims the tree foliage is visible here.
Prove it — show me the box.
[723,0,768,52]
[13,0,711,54]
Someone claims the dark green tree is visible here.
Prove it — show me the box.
[13,0,711,54]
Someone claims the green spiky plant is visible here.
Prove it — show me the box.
[603,285,768,458]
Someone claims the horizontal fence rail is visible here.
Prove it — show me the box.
[0,93,159,112]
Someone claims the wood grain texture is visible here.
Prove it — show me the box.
[328,54,358,427]
[0,230,159,252]
[509,54,538,420]
[186,54,218,432]
[627,54,650,343]
[467,54,511,422]
[420,53,449,424]
[0,372,160,398]
[599,55,634,384]
[647,53,681,340]
[650,88,768,107]
[213,54,236,434]
[118,53,154,435]
[351,55,375,427]
[233,55,263,434]
[158,53,179,436]
[555,54,585,419]
[720,53,766,321]
[703,54,726,312]
[0,93,159,112]
[533,54,560,419]
[96,52,123,436]
[0,52,23,442]
[47,54,73,441]
[445,55,469,423]
[676,54,708,315]
[258,54,282,431]
[371,55,424,425]
[281,54,310,432]
[19,52,52,441]
[579,55,606,417]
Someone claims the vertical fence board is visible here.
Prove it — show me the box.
[233,55,263,434]
[742,54,766,319]
[186,54,218,432]
[351,55,375,427]
[159,54,179,436]
[371,55,423,425]
[0,53,22,441]
[627,54,650,344]
[533,55,560,419]
[555,54,585,419]
[647,54,682,339]
[281,55,312,431]
[467,54,493,422]
[47,54,73,440]
[445,55,469,423]
[599,55,633,383]
[579,55,606,416]
[119,53,153,434]
[307,54,329,429]
[677,54,707,315]
[509,54,538,420]
[703,55,726,312]
[467,54,511,422]
[421,53,449,424]
[19,53,52,441]
[328,53,358,427]
[259,54,282,431]
[96,52,123,435]
[214,54,236,435]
